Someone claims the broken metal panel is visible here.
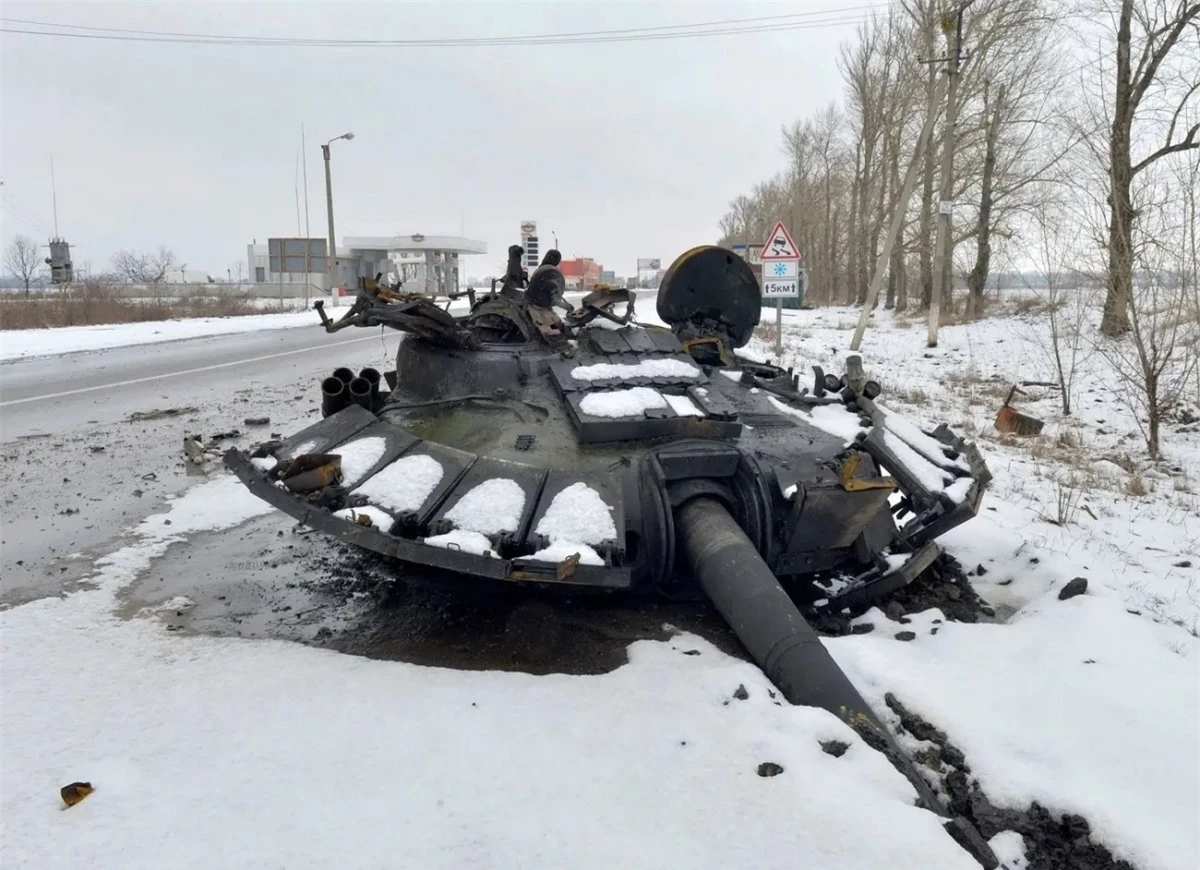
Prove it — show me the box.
[645,328,685,355]
[583,328,631,355]
[994,404,1045,436]
[993,385,1045,436]
[685,385,739,421]
[825,541,941,611]
[777,485,895,574]
[504,560,633,589]
[621,328,660,355]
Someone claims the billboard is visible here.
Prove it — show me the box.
[268,237,327,274]
[637,258,661,271]
[519,221,539,270]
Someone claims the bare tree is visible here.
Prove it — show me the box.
[110,246,178,284]
[4,234,41,295]
[1023,205,1096,415]
[716,0,1077,322]
[1095,0,1200,335]
[1095,155,1200,457]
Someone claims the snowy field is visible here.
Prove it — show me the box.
[0,309,323,361]
[0,290,601,362]
[744,304,1199,870]
[2,302,1198,869]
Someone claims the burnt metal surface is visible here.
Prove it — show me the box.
[227,245,992,611]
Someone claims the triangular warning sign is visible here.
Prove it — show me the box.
[760,221,799,259]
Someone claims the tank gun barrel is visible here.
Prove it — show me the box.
[674,496,997,869]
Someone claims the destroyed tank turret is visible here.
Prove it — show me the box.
[224,246,997,867]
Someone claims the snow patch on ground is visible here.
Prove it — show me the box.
[2,466,984,869]
[0,310,320,361]
[0,292,506,362]
[830,596,1198,870]
[445,478,526,535]
[0,607,977,870]
[352,454,443,515]
[580,387,666,418]
[750,303,1200,869]
[333,436,388,487]
[663,393,705,417]
[570,358,701,382]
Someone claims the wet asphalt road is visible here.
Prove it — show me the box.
[0,322,403,603]
[0,325,401,439]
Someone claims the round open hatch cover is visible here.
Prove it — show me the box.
[655,246,761,348]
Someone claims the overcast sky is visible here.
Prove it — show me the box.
[2,0,884,278]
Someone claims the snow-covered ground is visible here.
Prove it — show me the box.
[2,301,1198,869]
[0,309,321,361]
[2,476,980,869]
[744,304,1199,870]
[0,289,608,362]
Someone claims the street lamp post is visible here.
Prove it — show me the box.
[322,131,355,306]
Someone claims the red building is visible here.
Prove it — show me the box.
[559,257,603,290]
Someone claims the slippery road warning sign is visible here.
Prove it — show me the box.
[760,221,799,260]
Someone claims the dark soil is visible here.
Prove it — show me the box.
[885,694,1136,870]
[809,553,990,636]
[298,541,747,676]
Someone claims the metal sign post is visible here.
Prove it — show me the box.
[758,222,801,363]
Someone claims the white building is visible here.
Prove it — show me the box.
[247,234,487,297]
[343,234,487,296]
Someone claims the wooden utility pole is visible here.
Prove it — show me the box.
[928,0,974,348]
[851,73,949,351]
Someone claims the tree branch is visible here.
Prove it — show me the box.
[1132,120,1200,174]
[1130,2,1200,109]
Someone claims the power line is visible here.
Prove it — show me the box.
[4,7,884,41]
[0,8,888,48]
[0,201,53,238]
[0,189,55,237]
